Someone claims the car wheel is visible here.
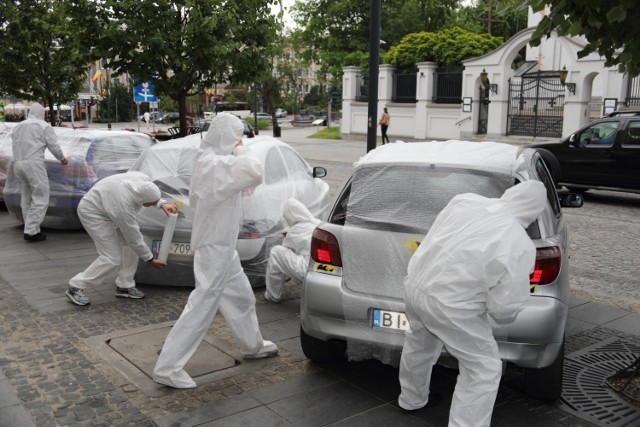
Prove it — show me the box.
[523,340,564,401]
[248,274,265,288]
[300,326,346,363]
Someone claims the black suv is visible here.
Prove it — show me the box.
[157,112,180,124]
[530,110,640,194]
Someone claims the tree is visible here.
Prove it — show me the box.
[291,0,461,85]
[452,0,528,40]
[97,82,136,122]
[527,0,640,77]
[99,0,280,135]
[0,0,100,125]
[384,27,503,71]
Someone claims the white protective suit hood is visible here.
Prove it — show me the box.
[283,198,316,227]
[28,102,46,121]
[125,179,161,205]
[201,112,244,155]
[497,180,547,227]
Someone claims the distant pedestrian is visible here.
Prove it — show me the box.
[379,107,390,144]
[66,172,178,306]
[10,102,68,242]
[144,111,151,129]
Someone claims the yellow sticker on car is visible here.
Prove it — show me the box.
[404,239,421,254]
[314,263,335,273]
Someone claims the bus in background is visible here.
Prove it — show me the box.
[211,101,251,119]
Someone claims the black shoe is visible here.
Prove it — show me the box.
[24,233,47,242]
[400,393,443,413]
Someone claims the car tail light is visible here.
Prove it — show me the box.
[239,230,260,239]
[310,228,342,267]
[529,246,561,285]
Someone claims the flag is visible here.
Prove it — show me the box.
[92,70,102,82]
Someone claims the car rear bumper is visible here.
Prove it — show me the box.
[301,270,567,369]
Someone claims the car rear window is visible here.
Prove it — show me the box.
[341,164,512,234]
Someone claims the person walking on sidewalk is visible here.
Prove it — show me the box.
[264,198,320,303]
[378,107,390,145]
[398,181,547,426]
[66,171,177,306]
[153,113,278,389]
[10,102,68,242]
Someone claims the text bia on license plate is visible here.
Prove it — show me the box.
[372,309,410,331]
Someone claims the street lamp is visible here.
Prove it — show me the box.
[559,65,576,95]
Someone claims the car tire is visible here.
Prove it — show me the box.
[536,148,562,187]
[248,274,265,288]
[523,340,564,401]
[300,326,346,363]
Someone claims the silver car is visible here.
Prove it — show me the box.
[300,140,583,401]
[131,134,331,287]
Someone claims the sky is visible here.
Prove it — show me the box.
[270,0,297,29]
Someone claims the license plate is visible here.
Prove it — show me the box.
[372,309,410,331]
[152,240,193,256]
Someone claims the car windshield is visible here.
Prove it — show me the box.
[344,165,512,234]
[131,146,198,195]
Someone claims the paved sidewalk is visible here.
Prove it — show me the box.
[1,123,639,426]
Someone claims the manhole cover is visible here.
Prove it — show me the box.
[86,322,270,397]
[560,337,640,426]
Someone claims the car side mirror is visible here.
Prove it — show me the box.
[313,166,327,178]
[559,193,584,208]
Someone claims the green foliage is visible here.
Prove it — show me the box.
[528,0,640,77]
[0,0,100,125]
[384,27,503,70]
[98,0,280,134]
[97,82,136,122]
[309,126,341,140]
[291,0,460,85]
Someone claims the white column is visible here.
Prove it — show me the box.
[415,62,438,139]
[342,66,361,136]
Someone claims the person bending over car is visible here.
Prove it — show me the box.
[153,113,278,389]
[10,102,68,242]
[66,171,177,306]
[264,198,320,303]
[398,181,546,427]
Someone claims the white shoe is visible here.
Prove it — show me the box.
[264,291,281,304]
[152,369,196,389]
[243,340,278,359]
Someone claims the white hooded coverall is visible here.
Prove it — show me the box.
[153,112,275,389]
[265,198,320,302]
[10,102,66,236]
[69,172,162,290]
[398,180,547,427]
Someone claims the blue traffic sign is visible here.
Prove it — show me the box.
[133,81,158,103]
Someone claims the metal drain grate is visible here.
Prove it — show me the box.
[560,336,640,426]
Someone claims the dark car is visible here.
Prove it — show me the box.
[4,129,155,229]
[157,112,180,124]
[530,110,640,193]
[191,118,255,138]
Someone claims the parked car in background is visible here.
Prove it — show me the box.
[4,129,155,228]
[157,112,180,124]
[275,109,287,118]
[300,140,583,401]
[138,111,161,123]
[529,110,640,194]
[191,118,255,137]
[131,134,331,288]
[251,112,273,121]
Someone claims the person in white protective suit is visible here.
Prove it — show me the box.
[66,171,178,306]
[397,180,547,426]
[153,112,278,389]
[264,198,320,303]
[10,102,68,242]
